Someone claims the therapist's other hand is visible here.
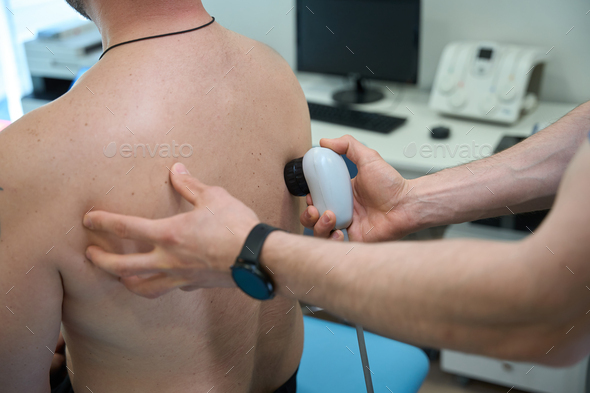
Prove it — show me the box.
[83,163,260,298]
[49,332,67,388]
[300,135,414,242]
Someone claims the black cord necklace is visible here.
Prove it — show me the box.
[99,16,215,60]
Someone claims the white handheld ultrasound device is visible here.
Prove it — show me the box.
[284,147,374,393]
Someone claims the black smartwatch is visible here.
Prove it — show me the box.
[231,223,281,300]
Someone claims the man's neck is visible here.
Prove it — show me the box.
[90,0,211,51]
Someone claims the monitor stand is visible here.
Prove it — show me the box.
[332,75,384,104]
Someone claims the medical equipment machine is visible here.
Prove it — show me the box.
[284,147,374,393]
[429,41,548,124]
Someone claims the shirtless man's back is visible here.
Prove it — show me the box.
[0,1,310,392]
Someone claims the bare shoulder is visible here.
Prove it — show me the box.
[221,29,305,100]
[221,29,311,151]
[222,28,294,77]
[0,100,79,261]
[0,103,65,392]
[0,95,91,246]
[0,104,56,194]
[0,100,74,198]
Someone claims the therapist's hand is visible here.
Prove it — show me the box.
[49,332,67,389]
[83,163,260,298]
[300,135,416,242]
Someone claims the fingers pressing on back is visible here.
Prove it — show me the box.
[170,163,207,206]
[84,211,163,243]
[85,245,163,277]
[121,274,177,299]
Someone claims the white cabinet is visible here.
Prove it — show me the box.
[441,350,588,393]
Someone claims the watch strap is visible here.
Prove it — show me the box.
[237,223,281,265]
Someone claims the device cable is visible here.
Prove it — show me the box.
[342,228,375,393]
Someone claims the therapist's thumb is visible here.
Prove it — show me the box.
[170,163,206,205]
[320,135,383,167]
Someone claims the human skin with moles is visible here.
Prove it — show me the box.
[86,100,590,367]
[0,0,311,392]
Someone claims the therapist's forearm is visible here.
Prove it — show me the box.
[262,231,568,363]
[404,101,590,230]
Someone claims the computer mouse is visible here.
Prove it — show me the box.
[431,126,451,139]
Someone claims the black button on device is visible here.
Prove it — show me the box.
[431,126,451,139]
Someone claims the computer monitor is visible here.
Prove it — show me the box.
[297,0,420,104]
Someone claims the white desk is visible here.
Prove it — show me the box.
[298,72,576,179]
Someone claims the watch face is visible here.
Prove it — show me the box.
[231,264,274,300]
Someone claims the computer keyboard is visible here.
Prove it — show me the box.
[308,102,406,134]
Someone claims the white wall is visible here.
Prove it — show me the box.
[203,0,590,104]
[203,0,297,67]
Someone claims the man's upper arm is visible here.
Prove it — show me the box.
[0,121,64,392]
[528,135,590,364]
